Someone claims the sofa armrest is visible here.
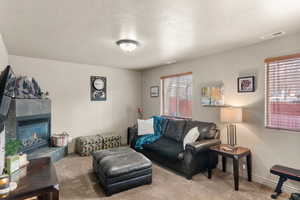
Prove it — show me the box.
[185,139,221,154]
[209,128,220,139]
[127,126,138,147]
[214,129,220,139]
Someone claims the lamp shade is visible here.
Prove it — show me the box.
[220,107,242,123]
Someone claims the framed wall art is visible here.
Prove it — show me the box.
[150,86,159,97]
[237,76,255,93]
[91,76,107,101]
[201,83,224,106]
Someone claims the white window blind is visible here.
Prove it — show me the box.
[161,72,192,118]
[265,54,300,131]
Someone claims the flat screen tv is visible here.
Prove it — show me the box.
[0,66,15,123]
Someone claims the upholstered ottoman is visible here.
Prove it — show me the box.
[102,135,122,149]
[76,134,103,156]
[92,147,152,196]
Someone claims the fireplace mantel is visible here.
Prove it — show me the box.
[14,99,51,118]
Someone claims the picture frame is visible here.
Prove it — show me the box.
[237,76,255,93]
[150,86,159,97]
[90,76,107,101]
[201,84,224,106]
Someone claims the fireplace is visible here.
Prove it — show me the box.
[5,99,52,154]
[16,114,51,153]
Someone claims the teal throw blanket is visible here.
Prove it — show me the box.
[135,116,164,149]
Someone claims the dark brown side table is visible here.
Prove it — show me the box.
[208,144,252,191]
[3,157,59,200]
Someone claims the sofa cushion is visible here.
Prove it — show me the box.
[161,118,169,135]
[143,137,183,161]
[163,119,186,142]
[184,121,217,140]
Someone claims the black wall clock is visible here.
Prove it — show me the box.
[91,76,107,101]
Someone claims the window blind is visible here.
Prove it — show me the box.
[265,54,300,131]
[161,72,192,118]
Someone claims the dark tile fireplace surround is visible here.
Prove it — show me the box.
[5,99,51,154]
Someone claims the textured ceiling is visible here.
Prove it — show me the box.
[1,0,300,69]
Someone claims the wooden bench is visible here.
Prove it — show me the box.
[270,165,300,199]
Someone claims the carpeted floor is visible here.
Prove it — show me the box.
[54,154,289,200]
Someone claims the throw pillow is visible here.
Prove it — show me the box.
[183,127,200,150]
[138,118,154,136]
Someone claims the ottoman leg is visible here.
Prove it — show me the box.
[104,189,112,197]
[147,174,152,184]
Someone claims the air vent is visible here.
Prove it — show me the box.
[166,60,177,65]
[271,31,284,37]
[261,31,285,40]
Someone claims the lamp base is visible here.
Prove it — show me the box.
[227,123,237,147]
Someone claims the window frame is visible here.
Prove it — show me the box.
[264,53,300,132]
[160,72,193,119]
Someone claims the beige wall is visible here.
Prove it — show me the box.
[141,32,300,192]
[0,34,8,69]
[9,55,142,145]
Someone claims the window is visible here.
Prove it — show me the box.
[265,53,300,131]
[161,72,192,118]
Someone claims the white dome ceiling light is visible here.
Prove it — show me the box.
[116,39,139,52]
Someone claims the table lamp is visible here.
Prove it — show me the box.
[220,107,242,149]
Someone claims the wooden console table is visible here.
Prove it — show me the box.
[208,144,252,191]
[3,157,59,200]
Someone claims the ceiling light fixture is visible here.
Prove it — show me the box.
[116,39,139,52]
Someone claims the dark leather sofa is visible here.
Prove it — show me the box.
[128,117,221,179]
